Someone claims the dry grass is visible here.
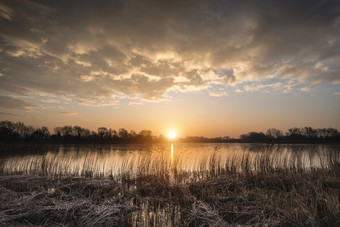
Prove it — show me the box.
[0,176,135,226]
[0,163,339,226]
[0,144,339,226]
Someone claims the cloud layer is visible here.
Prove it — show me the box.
[0,0,339,106]
[0,96,36,111]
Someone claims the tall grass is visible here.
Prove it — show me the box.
[0,144,339,226]
[1,143,338,180]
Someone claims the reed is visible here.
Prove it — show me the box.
[0,148,339,226]
[3,144,339,180]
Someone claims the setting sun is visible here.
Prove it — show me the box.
[168,131,176,139]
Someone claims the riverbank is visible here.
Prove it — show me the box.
[1,164,339,226]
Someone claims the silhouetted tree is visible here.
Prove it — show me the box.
[1,120,339,144]
[139,130,151,137]
[97,127,108,139]
[266,128,283,139]
[32,127,50,140]
[157,134,166,143]
[110,129,118,138]
[240,132,266,142]
[118,128,129,140]
[287,128,302,136]
[0,121,15,140]
[138,130,153,142]
[129,130,137,140]
[54,127,62,137]
[14,122,28,139]
[302,127,317,139]
[326,128,338,137]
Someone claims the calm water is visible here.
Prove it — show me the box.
[1,143,339,178]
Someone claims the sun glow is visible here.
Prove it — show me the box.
[168,131,176,139]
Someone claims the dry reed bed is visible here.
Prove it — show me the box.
[1,144,338,178]
[0,164,339,227]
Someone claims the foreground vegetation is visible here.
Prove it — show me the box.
[1,161,339,226]
[0,137,339,226]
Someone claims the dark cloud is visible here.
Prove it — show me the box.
[0,0,339,106]
[0,111,20,116]
[0,96,36,111]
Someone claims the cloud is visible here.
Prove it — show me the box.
[0,0,339,104]
[301,85,315,92]
[0,3,14,20]
[0,111,19,116]
[243,82,283,92]
[76,96,118,107]
[128,101,143,106]
[235,89,244,93]
[0,96,36,111]
[209,91,228,97]
[40,98,60,103]
[59,111,78,116]
[283,80,298,93]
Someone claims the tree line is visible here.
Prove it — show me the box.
[0,121,158,143]
[238,127,340,143]
[0,121,339,143]
[182,126,340,143]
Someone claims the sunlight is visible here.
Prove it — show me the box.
[168,131,176,139]
[170,143,174,160]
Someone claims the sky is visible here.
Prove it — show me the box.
[0,0,339,138]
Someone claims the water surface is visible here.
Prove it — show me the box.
[1,143,339,178]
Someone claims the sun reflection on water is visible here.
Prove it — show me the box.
[1,144,338,178]
[170,143,174,161]
[170,143,175,183]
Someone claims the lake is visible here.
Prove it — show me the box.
[1,143,339,179]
